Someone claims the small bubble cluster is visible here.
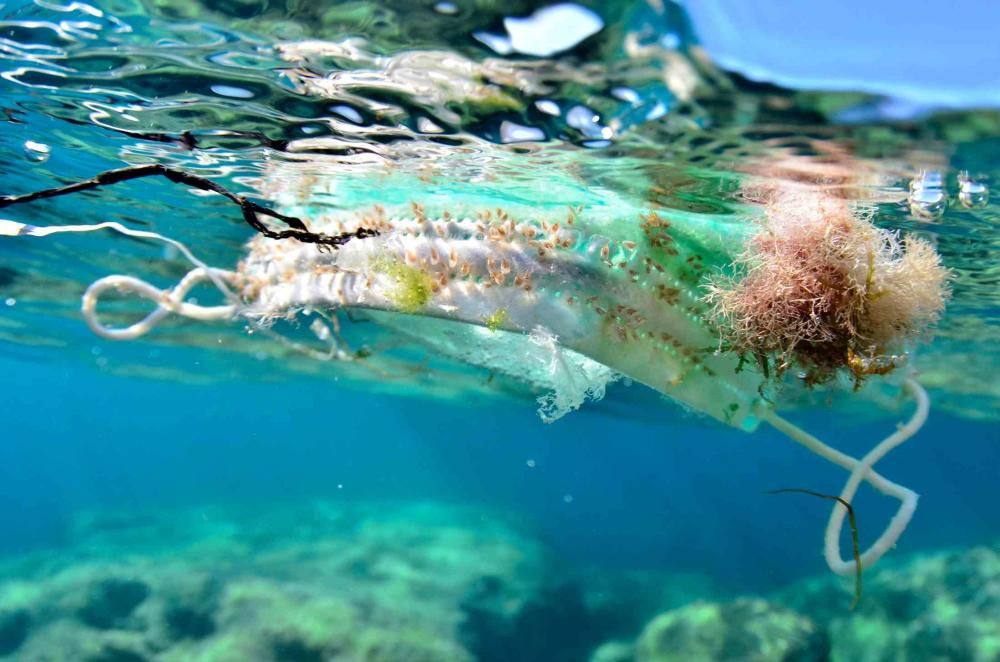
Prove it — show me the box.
[908,170,990,218]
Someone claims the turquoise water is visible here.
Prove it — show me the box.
[0,1,998,660]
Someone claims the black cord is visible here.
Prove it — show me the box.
[0,164,378,248]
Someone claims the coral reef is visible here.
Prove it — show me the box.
[0,502,705,662]
[599,544,1000,662]
[0,502,550,661]
[0,499,996,661]
[633,599,828,662]
[779,545,1000,662]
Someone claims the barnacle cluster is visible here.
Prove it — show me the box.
[1,157,951,594]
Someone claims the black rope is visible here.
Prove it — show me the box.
[0,164,377,248]
[107,127,288,152]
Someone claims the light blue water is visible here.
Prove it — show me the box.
[2,355,997,592]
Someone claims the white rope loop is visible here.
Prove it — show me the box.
[3,218,241,339]
[764,378,929,575]
[823,378,927,573]
[81,268,238,340]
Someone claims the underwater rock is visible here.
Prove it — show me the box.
[0,500,741,661]
[162,603,215,641]
[460,580,599,662]
[84,642,149,662]
[353,626,474,662]
[602,545,1000,662]
[780,544,1000,662]
[589,640,634,662]
[0,608,30,655]
[579,568,724,641]
[5,502,997,661]
[634,598,829,662]
[77,578,151,630]
[9,620,152,662]
[155,572,221,644]
[456,563,718,661]
[0,502,560,661]
[203,576,358,661]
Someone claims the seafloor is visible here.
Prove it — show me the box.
[0,500,995,661]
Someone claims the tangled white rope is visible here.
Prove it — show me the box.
[81,268,237,340]
[1,218,238,339]
[763,377,928,575]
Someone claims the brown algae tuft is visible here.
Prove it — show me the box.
[705,189,949,385]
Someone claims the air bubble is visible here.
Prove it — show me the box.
[473,31,513,55]
[908,171,947,220]
[500,120,545,143]
[535,99,561,116]
[958,172,989,208]
[417,117,444,133]
[330,104,363,124]
[916,171,944,188]
[433,1,458,15]
[24,140,50,163]
[210,84,254,99]
[310,318,331,341]
[566,105,608,139]
[611,87,640,104]
[503,4,603,57]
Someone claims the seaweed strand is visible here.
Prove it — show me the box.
[767,487,863,609]
[0,164,377,248]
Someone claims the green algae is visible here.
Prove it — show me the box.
[484,308,508,333]
[374,255,435,314]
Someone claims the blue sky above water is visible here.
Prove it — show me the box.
[683,0,1000,108]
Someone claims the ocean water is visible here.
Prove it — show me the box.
[0,1,998,661]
